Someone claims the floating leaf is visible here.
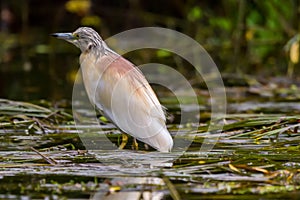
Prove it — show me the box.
[229,163,241,173]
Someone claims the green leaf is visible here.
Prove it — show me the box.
[156,49,171,58]
[187,6,202,22]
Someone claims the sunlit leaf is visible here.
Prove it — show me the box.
[209,17,232,31]
[81,15,101,27]
[109,186,121,193]
[245,29,254,41]
[67,69,80,84]
[187,6,202,22]
[99,116,109,123]
[251,166,269,174]
[229,163,241,173]
[290,42,299,64]
[156,49,171,58]
[65,0,90,15]
[198,160,206,164]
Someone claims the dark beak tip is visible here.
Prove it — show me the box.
[50,33,59,37]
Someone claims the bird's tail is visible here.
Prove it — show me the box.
[139,129,173,152]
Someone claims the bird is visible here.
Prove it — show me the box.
[52,27,173,152]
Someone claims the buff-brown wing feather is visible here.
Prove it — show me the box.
[81,51,173,151]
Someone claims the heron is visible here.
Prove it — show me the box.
[52,27,173,152]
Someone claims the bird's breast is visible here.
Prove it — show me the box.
[79,52,127,112]
[79,51,167,136]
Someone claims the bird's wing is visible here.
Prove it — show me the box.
[80,50,172,151]
[95,54,167,140]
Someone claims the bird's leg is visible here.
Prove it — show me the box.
[118,133,128,150]
[132,138,139,150]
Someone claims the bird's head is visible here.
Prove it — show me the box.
[52,27,104,53]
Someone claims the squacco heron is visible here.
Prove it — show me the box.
[52,27,173,152]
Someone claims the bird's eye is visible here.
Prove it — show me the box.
[73,33,79,38]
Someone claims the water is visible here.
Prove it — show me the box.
[0,96,300,199]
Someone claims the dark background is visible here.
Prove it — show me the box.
[0,0,299,101]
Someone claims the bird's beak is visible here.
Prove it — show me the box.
[51,33,75,41]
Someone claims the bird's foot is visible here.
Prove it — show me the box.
[118,133,128,150]
[131,138,139,150]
